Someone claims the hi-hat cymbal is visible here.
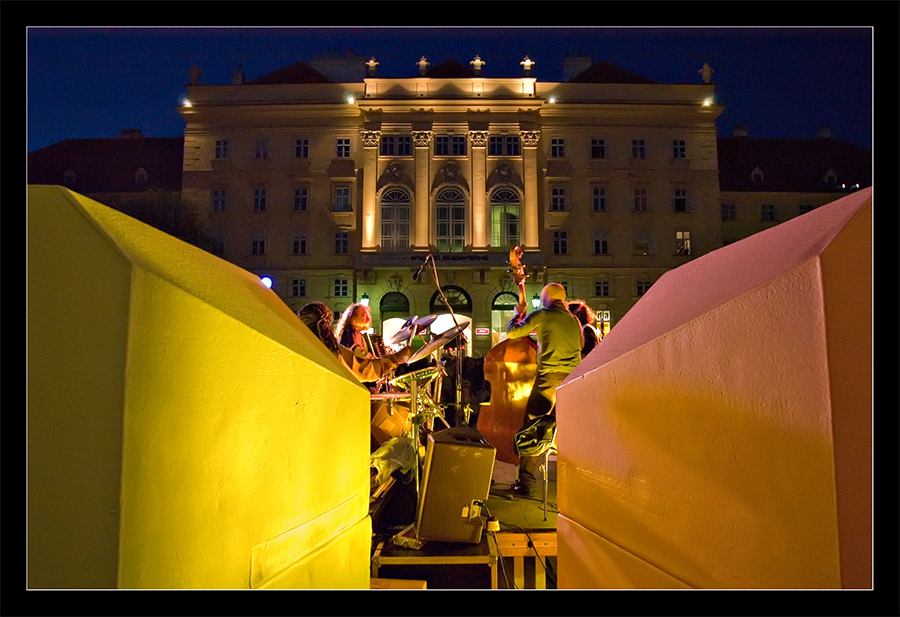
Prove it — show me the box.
[407,322,469,364]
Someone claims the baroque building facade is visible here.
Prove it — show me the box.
[178,55,723,357]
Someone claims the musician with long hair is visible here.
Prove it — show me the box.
[335,302,375,355]
[296,302,409,383]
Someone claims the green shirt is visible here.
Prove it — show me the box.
[506,300,583,376]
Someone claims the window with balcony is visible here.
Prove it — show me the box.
[380,135,412,157]
[590,138,607,159]
[381,188,411,252]
[550,186,567,212]
[435,188,466,252]
[490,188,520,248]
[334,186,352,211]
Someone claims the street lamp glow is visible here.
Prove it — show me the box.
[260,276,273,289]
[702,97,714,107]
[182,99,192,107]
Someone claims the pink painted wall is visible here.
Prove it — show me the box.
[556,189,872,589]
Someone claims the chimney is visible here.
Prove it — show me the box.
[119,129,143,139]
[731,125,748,137]
[817,126,832,139]
[563,52,592,81]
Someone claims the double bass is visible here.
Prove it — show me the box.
[476,246,538,465]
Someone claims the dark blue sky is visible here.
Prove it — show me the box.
[26,26,875,152]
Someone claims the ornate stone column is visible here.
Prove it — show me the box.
[469,130,489,250]
[412,130,433,250]
[520,130,541,250]
[360,130,380,250]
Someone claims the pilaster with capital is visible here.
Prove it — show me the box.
[469,131,489,250]
[521,130,541,249]
[412,130,433,250]
[360,130,381,250]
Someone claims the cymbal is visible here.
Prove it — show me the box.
[370,392,413,401]
[407,322,469,364]
[386,315,419,346]
[413,314,439,328]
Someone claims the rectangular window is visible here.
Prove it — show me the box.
[633,188,649,212]
[252,188,267,212]
[334,186,352,211]
[636,280,653,296]
[293,186,309,212]
[489,135,520,156]
[295,138,309,158]
[594,280,611,298]
[212,233,225,257]
[632,139,646,159]
[292,232,308,255]
[380,135,412,156]
[251,234,266,256]
[761,204,777,221]
[673,188,689,212]
[333,278,349,297]
[593,233,609,256]
[591,186,607,212]
[798,204,814,215]
[552,231,568,255]
[672,139,687,159]
[334,231,349,254]
[550,186,567,212]
[290,278,307,298]
[676,230,691,256]
[335,138,351,158]
[451,135,467,156]
[591,138,606,159]
[434,135,466,156]
[214,139,229,159]
[255,137,268,159]
[211,188,227,212]
[550,138,566,158]
[633,234,650,256]
[721,203,737,221]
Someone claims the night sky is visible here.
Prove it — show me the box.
[26,26,876,153]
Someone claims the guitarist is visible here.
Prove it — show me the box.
[505,271,583,497]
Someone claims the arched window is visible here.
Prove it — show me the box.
[134,167,149,185]
[490,188,521,248]
[491,291,520,340]
[380,188,411,252]
[379,290,410,325]
[429,285,472,315]
[435,188,466,252]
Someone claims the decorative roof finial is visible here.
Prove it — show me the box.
[232,63,245,85]
[520,56,535,76]
[699,63,714,84]
[470,55,485,75]
[366,57,379,77]
[417,56,430,76]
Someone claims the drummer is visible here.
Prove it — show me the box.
[297,302,411,383]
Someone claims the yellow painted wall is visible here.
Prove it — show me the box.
[28,186,372,589]
[555,191,872,589]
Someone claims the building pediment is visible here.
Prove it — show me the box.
[376,161,415,193]
[431,161,469,193]
[486,161,524,191]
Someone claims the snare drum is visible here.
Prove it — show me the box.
[389,366,439,390]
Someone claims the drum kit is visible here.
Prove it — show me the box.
[370,313,471,492]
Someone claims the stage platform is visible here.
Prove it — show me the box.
[370,458,558,589]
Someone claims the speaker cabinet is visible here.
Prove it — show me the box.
[415,427,496,544]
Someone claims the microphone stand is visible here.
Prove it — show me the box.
[420,254,466,427]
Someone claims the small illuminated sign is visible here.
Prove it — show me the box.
[475,327,490,336]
